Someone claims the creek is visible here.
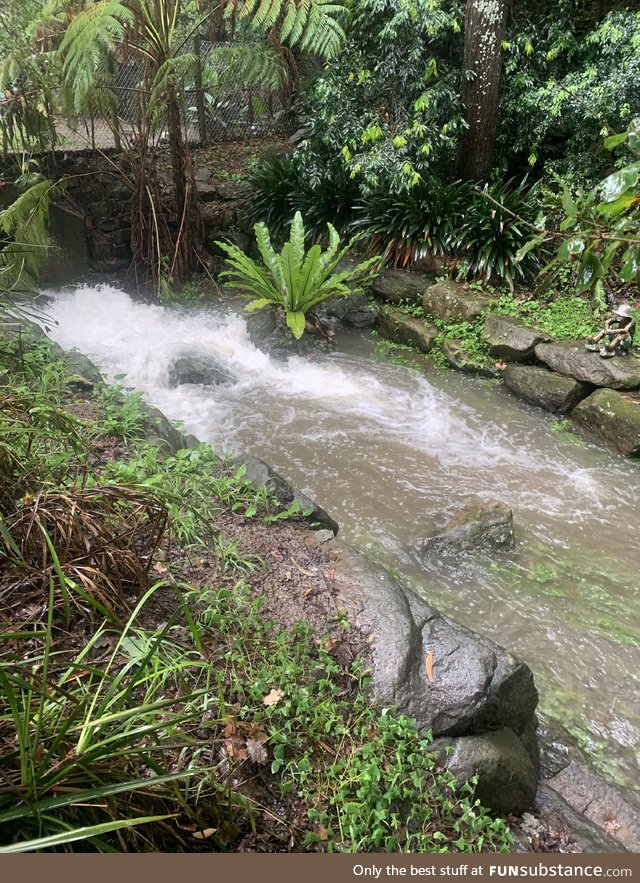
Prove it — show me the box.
[45,283,640,792]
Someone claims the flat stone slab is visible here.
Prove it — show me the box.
[503,364,591,414]
[371,268,429,304]
[378,305,437,353]
[483,313,551,361]
[572,388,640,456]
[535,340,640,390]
[534,785,629,853]
[423,280,490,322]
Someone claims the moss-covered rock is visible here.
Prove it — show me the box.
[423,279,490,322]
[377,305,437,353]
[572,388,640,456]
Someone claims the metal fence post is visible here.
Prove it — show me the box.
[194,34,207,145]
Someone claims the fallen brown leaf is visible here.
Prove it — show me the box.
[291,557,317,577]
[425,650,435,684]
[192,828,217,840]
[263,688,283,706]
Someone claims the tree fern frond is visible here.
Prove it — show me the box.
[58,0,134,113]
[239,0,348,60]
[204,45,286,94]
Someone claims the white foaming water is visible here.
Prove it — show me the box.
[46,283,640,788]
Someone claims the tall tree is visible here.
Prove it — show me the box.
[457,0,510,181]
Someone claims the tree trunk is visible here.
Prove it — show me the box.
[165,89,202,284]
[457,0,510,182]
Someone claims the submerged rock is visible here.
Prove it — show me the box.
[377,305,437,353]
[535,340,640,390]
[503,364,591,414]
[483,313,551,361]
[572,388,640,456]
[423,280,490,322]
[420,500,515,558]
[168,353,236,388]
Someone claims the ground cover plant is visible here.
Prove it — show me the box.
[0,331,514,853]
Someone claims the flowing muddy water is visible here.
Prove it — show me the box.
[46,284,640,790]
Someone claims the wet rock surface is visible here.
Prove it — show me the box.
[377,305,437,352]
[332,543,539,814]
[483,314,551,361]
[321,292,378,328]
[371,268,429,304]
[572,388,640,456]
[420,500,515,558]
[423,280,490,322]
[432,729,538,815]
[231,452,340,536]
[168,353,236,388]
[545,760,640,852]
[503,364,592,414]
[535,340,640,390]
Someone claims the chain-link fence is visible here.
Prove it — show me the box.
[13,38,291,155]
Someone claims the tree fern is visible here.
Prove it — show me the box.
[239,0,348,59]
[58,0,135,114]
[204,44,287,94]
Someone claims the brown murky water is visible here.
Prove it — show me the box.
[47,285,640,791]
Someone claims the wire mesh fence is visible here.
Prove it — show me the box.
[2,38,292,157]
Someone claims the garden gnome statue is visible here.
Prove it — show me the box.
[585,304,635,358]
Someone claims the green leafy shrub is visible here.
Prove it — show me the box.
[456,179,545,288]
[525,122,640,301]
[351,178,472,267]
[216,212,379,339]
[244,151,361,241]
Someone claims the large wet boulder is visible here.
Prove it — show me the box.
[572,388,640,456]
[423,280,490,322]
[420,500,515,558]
[432,729,538,815]
[371,268,429,305]
[441,338,499,378]
[483,314,551,361]
[377,305,437,353]
[535,340,640,390]
[168,353,236,388]
[331,544,539,813]
[503,364,591,414]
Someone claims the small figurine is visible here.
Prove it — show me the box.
[585,304,635,358]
